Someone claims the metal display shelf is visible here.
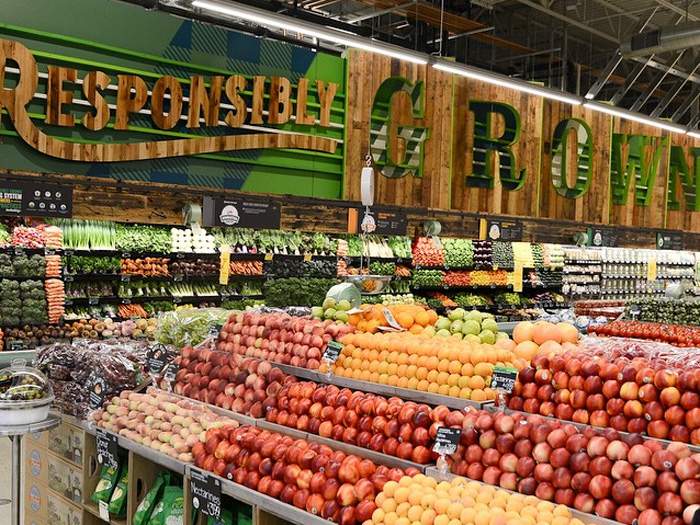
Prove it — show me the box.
[256,419,430,473]
[423,467,621,525]
[486,405,700,454]
[273,362,489,410]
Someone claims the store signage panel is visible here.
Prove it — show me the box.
[656,231,684,250]
[587,227,618,247]
[479,218,523,241]
[0,180,72,217]
[203,196,281,229]
[354,207,408,236]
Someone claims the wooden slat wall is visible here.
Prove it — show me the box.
[610,119,671,229]
[539,104,612,224]
[344,50,452,209]
[666,134,700,231]
[450,78,543,217]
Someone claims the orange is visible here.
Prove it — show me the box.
[469,376,486,390]
[415,310,431,326]
[437,359,450,372]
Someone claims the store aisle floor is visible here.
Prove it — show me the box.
[0,437,11,525]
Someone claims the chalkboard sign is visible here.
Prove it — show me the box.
[656,231,683,251]
[203,196,281,229]
[190,467,222,519]
[88,373,108,409]
[0,180,72,218]
[355,207,408,236]
[95,429,119,469]
[433,427,461,455]
[587,227,617,247]
[480,218,523,241]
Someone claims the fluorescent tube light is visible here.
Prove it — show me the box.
[584,101,687,134]
[432,62,582,106]
[688,130,700,140]
[191,0,428,65]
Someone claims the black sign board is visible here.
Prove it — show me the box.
[322,341,343,363]
[433,427,461,455]
[587,227,618,247]
[491,366,519,393]
[190,467,222,519]
[146,343,171,376]
[356,207,408,236]
[7,340,25,351]
[88,373,108,409]
[0,180,72,218]
[208,323,223,339]
[95,428,119,469]
[203,196,281,229]
[480,218,523,241]
[656,231,683,251]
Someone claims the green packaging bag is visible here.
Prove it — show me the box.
[91,463,121,504]
[148,486,184,525]
[133,472,171,525]
[207,508,232,525]
[108,465,129,517]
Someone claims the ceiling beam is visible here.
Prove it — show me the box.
[610,57,655,104]
[654,0,700,22]
[651,62,700,117]
[671,85,700,121]
[630,51,684,112]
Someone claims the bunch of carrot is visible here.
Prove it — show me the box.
[45,278,65,324]
[41,226,63,249]
[119,304,148,318]
[45,255,62,278]
[229,260,263,275]
[121,258,170,276]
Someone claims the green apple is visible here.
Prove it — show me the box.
[311,306,324,318]
[479,329,496,345]
[324,308,337,319]
[436,329,451,337]
[450,320,464,333]
[322,297,337,310]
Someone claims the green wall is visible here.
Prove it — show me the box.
[0,0,346,198]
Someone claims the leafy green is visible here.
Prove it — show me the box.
[264,278,336,307]
[115,225,170,253]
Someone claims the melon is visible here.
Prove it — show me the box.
[539,340,563,356]
[512,321,535,344]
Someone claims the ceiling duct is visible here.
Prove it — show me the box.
[621,23,700,57]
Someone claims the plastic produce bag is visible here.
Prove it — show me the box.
[148,486,184,525]
[108,465,129,516]
[91,463,120,504]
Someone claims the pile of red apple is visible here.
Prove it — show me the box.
[215,311,355,369]
[509,351,700,444]
[174,347,294,418]
[193,424,418,524]
[266,381,466,464]
[446,409,700,524]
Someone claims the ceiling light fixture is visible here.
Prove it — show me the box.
[583,101,687,134]
[191,0,428,65]
[432,62,582,105]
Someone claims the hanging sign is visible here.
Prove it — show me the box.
[87,373,108,409]
[479,218,523,241]
[656,231,683,251]
[190,467,222,519]
[0,180,72,217]
[203,196,281,229]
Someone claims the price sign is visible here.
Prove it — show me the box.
[146,343,170,375]
[512,262,524,293]
[162,363,177,386]
[322,341,343,363]
[433,427,461,456]
[628,304,641,319]
[647,258,657,282]
[190,467,222,519]
[14,247,24,256]
[587,227,617,247]
[173,297,182,304]
[88,297,99,305]
[44,248,56,256]
[121,298,131,305]
[383,308,405,331]
[98,500,110,521]
[303,253,312,262]
[264,253,273,261]
[173,274,184,282]
[120,275,130,283]
[63,249,74,257]
[203,196,281,230]
[64,274,74,282]
[176,252,186,259]
[122,252,131,259]
[490,366,518,393]
[208,322,223,339]
[95,428,119,469]
[7,340,25,351]
[64,298,73,307]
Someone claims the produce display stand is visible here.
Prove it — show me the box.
[2,414,60,525]
[273,363,489,411]
[485,404,700,454]
[423,467,622,525]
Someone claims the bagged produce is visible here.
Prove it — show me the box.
[108,464,129,516]
[148,486,184,525]
[133,471,170,525]
[91,463,120,504]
